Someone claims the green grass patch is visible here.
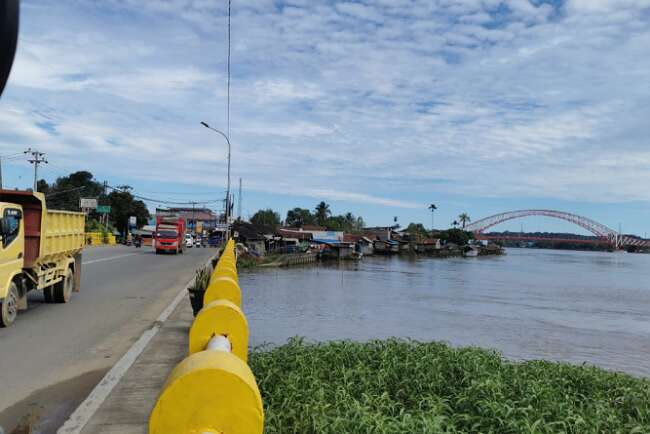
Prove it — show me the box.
[249,338,650,433]
[237,253,284,269]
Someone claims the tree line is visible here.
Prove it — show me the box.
[37,171,150,235]
[250,201,365,233]
[250,201,475,244]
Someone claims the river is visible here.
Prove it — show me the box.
[241,248,650,377]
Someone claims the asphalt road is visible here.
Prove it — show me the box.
[0,244,215,433]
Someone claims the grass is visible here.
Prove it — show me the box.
[249,338,650,433]
[237,253,284,269]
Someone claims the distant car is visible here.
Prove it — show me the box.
[185,234,193,248]
[195,236,202,247]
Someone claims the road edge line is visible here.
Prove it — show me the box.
[57,253,217,434]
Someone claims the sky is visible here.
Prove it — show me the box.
[1,0,650,236]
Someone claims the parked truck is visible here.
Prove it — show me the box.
[0,190,85,327]
[155,214,186,254]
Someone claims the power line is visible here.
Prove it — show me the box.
[105,184,223,206]
[0,148,31,189]
[45,185,86,198]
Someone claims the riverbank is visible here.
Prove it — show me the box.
[250,338,650,433]
[237,244,503,269]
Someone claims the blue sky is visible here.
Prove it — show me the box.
[1,0,650,236]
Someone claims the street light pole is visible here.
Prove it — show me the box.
[201,122,231,229]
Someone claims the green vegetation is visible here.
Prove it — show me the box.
[458,212,471,229]
[437,228,474,245]
[250,338,650,433]
[250,208,282,228]
[314,201,331,226]
[237,253,283,269]
[189,266,211,292]
[39,171,150,234]
[285,207,316,227]
[406,222,429,240]
[254,202,365,232]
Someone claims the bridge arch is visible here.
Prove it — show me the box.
[464,210,617,241]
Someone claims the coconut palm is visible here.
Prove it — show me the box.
[315,201,331,226]
[428,203,437,231]
[458,213,471,229]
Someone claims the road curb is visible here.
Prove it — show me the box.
[57,252,218,434]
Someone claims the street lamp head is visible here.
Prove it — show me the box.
[200,121,210,128]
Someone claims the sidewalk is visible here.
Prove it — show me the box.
[79,297,194,434]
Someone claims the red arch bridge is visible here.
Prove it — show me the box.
[464,209,650,249]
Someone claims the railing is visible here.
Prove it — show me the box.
[149,239,264,434]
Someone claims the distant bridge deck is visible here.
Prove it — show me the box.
[478,235,611,245]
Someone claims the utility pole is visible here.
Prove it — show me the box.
[103,180,108,233]
[192,201,197,234]
[27,149,47,191]
[237,177,242,220]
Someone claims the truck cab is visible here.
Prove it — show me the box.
[0,203,25,326]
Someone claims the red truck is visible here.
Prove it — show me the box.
[155,215,186,254]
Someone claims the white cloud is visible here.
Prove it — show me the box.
[2,0,650,217]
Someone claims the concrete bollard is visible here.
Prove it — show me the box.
[149,239,263,434]
[189,299,249,361]
[148,343,263,434]
[211,263,238,283]
[204,276,241,307]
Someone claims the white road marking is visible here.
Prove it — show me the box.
[57,253,216,434]
[82,253,140,265]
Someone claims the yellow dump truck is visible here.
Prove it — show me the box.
[0,190,85,327]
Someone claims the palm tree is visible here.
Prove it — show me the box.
[428,203,437,232]
[315,201,331,226]
[344,212,356,231]
[458,213,471,229]
[451,220,459,229]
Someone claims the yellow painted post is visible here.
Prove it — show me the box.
[149,239,263,434]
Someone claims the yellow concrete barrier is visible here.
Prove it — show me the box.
[149,239,263,434]
[189,299,249,361]
[211,264,238,283]
[149,351,263,434]
[85,232,116,245]
[204,276,241,307]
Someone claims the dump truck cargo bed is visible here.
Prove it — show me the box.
[40,209,85,263]
[0,190,85,267]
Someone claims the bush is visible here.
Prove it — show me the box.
[189,266,211,292]
[250,338,650,433]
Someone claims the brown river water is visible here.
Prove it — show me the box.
[241,248,650,377]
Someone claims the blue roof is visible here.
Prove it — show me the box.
[312,239,349,246]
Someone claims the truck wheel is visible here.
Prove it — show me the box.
[0,282,19,327]
[53,268,74,303]
[43,287,54,303]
